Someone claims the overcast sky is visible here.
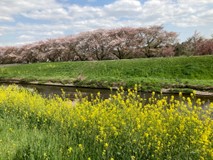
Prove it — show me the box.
[0,0,212,46]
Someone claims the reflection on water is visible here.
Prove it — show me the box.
[1,83,213,103]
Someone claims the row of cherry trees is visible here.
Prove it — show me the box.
[0,26,212,64]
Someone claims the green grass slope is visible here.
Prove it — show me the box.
[0,55,213,91]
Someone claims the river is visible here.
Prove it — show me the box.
[1,83,213,104]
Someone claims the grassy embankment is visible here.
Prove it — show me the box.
[0,55,213,92]
[0,85,213,159]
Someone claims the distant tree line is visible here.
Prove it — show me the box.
[0,26,212,64]
[175,32,213,56]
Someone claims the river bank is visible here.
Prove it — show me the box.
[0,55,213,93]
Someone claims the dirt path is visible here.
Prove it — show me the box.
[0,64,21,68]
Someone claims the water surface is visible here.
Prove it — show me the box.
[1,83,213,104]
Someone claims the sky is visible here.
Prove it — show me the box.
[0,0,213,46]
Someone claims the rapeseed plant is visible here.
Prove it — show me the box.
[0,85,212,159]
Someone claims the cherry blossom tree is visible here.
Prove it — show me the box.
[196,38,213,55]
[87,29,113,60]
[136,25,178,57]
[108,27,138,59]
